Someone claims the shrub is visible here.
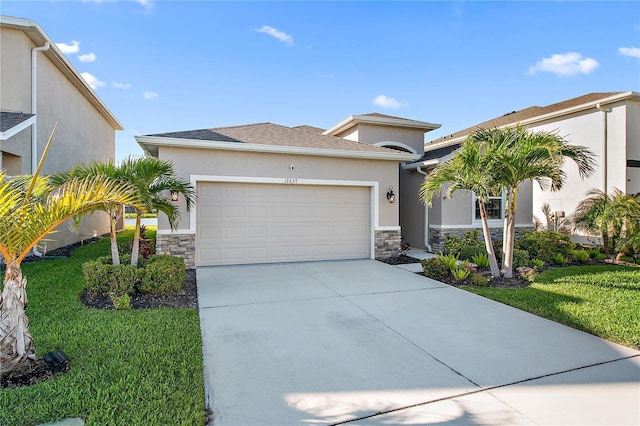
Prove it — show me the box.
[452,266,472,281]
[460,245,486,262]
[553,253,569,265]
[137,255,186,294]
[444,230,482,257]
[516,231,574,264]
[436,253,459,271]
[471,252,490,268]
[110,292,132,310]
[421,258,450,280]
[471,272,490,286]
[512,248,530,268]
[571,249,590,263]
[516,266,538,283]
[83,260,137,296]
[530,259,545,269]
[588,248,604,259]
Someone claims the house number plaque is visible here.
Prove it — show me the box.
[284,178,298,184]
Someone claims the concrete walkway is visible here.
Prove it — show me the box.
[197,259,640,425]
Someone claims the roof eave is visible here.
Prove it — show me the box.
[0,114,36,140]
[0,16,124,131]
[324,114,441,136]
[135,135,420,162]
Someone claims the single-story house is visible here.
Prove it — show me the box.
[0,15,123,249]
[412,91,640,251]
[135,114,441,268]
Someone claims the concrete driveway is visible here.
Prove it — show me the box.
[197,259,640,425]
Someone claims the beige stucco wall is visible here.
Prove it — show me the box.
[626,101,640,194]
[351,124,426,154]
[399,169,426,248]
[0,26,116,249]
[531,102,630,221]
[157,146,402,232]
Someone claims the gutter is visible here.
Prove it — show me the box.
[416,167,432,252]
[31,41,50,174]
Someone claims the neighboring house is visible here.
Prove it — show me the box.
[135,114,440,268]
[0,15,123,249]
[410,91,640,252]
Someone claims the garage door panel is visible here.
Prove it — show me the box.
[196,183,371,266]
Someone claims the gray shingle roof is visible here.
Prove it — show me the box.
[146,122,398,154]
[0,111,35,133]
[429,92,623,144]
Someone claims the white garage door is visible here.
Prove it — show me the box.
[196,182,371,266]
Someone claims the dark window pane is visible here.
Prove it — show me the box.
[475,199,502,220]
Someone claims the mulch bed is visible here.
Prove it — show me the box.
[376,254,422,265]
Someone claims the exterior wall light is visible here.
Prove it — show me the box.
[386,186,396,203]
[170,190,179,202]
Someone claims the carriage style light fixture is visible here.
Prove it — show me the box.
[386,186,396,203]
[170,190,179,202]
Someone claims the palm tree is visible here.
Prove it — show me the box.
[420,136,501,277]
[53,162,124,265]
[486,126,595,277]
[117,156,196,266]
[0,172,142,374]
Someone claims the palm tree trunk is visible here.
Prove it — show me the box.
[479,200,500,277]
[131,212,141,266]
[503,188,518,278]
[110,213,120,266]
[501,188,512,268]
[0,261,36,374]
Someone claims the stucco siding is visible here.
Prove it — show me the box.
[399,169,425,248]
[157,146,401,232]
[0,28,32,112]
[356,124,425,154]
[627,101,640,194]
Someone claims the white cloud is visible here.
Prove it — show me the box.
[527,52,599,76]
[143,91,159,100]
[254,25,294,46]
[373,95,404,109]
[112,81,131,89]
[80,72,105,89]
[56,40,80,54]
[78,52,96,62]
[618,46,640,58]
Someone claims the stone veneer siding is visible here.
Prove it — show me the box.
[375,229,402,258]
[429,227,535,254]
[156,233,196,269]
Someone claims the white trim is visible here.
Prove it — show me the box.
[428,223,533,230]
[373,141,417,154]
[135,135,419,162]
[471,192,505,226]
[186,175,397,260]
[0,115,36,140]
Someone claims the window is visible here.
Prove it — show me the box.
[474,196,503,221]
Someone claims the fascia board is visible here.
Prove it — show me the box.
[1,16,124,130]
[324,114,441,136]
[135,135,420,162]
[401,159,439,170]
[0,115,36,140]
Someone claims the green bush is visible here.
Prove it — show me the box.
[82,258,137,296]
[437,253,459,271]
[452,266,472,281]
[516,231,574,264]
[110,293,132,310]
[512,248,530,268]
[571,249,590,263]
[421,258,450,280]
[138,255,186,294]
[444,230,483,256]
[553,253,569,265]
[471,252,490,268]
[459,245,486,262]
[530,259,545,269]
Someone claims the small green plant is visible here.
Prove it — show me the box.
[530,259,545,269]
[109,292,132,310]
[553,253,569,265]
[459,245,485,262]
[444,230,482,257]
[516,266,538,283]
[421,257,450,280]
[571,249,590,263]
[471,252,490,268]
[437,253,459,271]
[471,272,490,286]
[451,266,471,281]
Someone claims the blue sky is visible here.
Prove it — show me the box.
[4,1,639,162]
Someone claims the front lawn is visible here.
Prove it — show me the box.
[462,265,640,349]
[0,230,206,426]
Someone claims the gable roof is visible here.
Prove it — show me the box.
[137,122,419,161]
[0,15,123,130]
[428,91,638,148]
[292,125,325,134]
[324,112,441,136]
[0,111,35,140]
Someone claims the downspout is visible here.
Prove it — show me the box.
[416,167,432,252]
[31,41,50,174]
[596,103,609,195]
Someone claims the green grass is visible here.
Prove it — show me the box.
[0,230,205,426]
[462,265,640,349]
